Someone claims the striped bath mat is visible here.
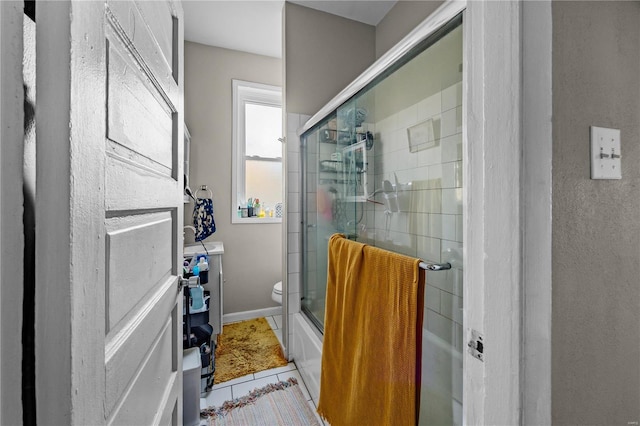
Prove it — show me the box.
[201,378,321,426]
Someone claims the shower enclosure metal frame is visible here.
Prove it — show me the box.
[287,0,553,424]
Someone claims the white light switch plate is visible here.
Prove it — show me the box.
[590,126,621,180]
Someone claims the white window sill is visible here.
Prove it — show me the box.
[232,217,282,224]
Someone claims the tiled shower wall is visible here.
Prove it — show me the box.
[285,112,310,356]
[365,80,464,354]
[288,79,464,354]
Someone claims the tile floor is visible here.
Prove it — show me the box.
[199,315,326,425]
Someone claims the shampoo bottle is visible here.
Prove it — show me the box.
[197,256,209,284]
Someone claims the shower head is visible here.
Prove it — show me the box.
[382,180,395,194]
[382,179,399,213]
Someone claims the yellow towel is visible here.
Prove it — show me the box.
[317,234,425,426]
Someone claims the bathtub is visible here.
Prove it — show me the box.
[291,312,462,425]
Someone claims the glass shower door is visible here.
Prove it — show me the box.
[301,14,464,425]
[301,114,359,331]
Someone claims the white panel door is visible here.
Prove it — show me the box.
[0,2,27,425]
[35,1,184,424]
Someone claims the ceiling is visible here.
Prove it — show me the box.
[182,1,397,58]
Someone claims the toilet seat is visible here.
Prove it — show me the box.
[273,281,282,295]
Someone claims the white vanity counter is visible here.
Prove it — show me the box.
[184,241,224,257]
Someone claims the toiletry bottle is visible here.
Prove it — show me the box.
[237,206,241,218]
[197,256,209,284]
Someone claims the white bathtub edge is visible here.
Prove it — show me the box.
[292,313,323,404]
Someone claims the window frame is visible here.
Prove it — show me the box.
[231,79,283,224]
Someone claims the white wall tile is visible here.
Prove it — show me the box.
[429,269,455,294]
[287,132,300,154]
[454,82,462,108]
[319,141,334,157]
[441,133,462,163]
[441,108,457,139]
[287,252,300,274]
[287,112,301,134]
[430,190,443,214]
[417,145,442,167]
[305,211,316,227]
[428,164,443,189]
[288,232,300,253]
[440,291,463,325]
[414,189,442,214]
[417,236,441,263]
[304,139,315,155]
[441,214,456,241]
[428,214,442,239]
[417,92,441,121]
[413,212,429,236]
[287,212,300,233]
[442,188,462,215]
[306,195,317,214]
[388,212,408,233]
[288,150,300,173]
[288,172,300,193]
[306,251,317,272]
[455,323,464,354]
[394,129,410,154]
[306,153,317,173]
[305,174,316,195]
[442,240,463,265]
[441,83,458,112]
[287,192,300,213]
[405,165,428,184]
[426,310,455,346]
[287,272,300,294]
[397,104,418,130]
[396,144,417,171]
[288,292,301,312]
[425,284,441,313]
[452,268,463,297]
[442,162,457,189]
[381,232,417,256]
[455,214,463,243]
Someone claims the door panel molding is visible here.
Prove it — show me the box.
[106,1,178,111]
[36,1,184,424]
[0,2,26,424]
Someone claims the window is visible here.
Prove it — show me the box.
[232,80,283,223]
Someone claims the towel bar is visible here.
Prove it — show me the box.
[419,262,451,271]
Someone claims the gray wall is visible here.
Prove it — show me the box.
[375,0,444,59]
[284,2,375,115]
[552,2,640,423]
[184,41,282,314]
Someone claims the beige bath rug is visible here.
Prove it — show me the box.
[201,378,321,425]
[214,317,288,384]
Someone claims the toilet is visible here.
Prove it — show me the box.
[271,281,283,304]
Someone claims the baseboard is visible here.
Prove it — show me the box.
[223,307,282,324]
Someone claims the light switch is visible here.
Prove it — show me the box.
[590,126,621,180]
